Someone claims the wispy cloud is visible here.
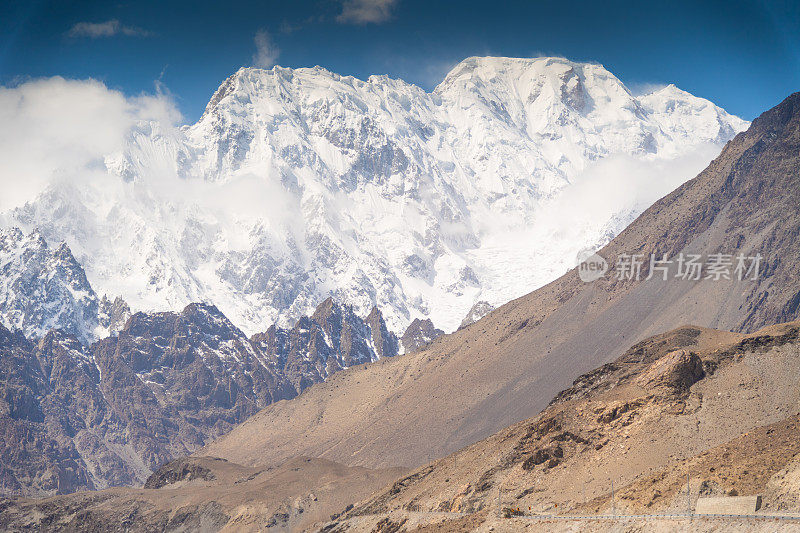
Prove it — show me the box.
[67,19,151,39]
[336,0,398,25]
[252,30,280,68]
[0,77,180,211]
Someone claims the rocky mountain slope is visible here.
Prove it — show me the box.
[328,320,800,530]
[198,92,800,472]
[458,301,494,330]
[6,321,800,532]
[1,57,747,339]
[0,456,404,532]
[0,227,133,343]
[0,299,398,496]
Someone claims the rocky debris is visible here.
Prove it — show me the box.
[595,398,648,424]
[458,301,495,330]
[0,299,399,496]
[521,445,563,470]
[0,494,231,533]
[0,456,403,532]
[734,326,800,353]
[550,328,709,406]
[400,319,444,353]
[143,457,215,489]
[637,349,704,392]
[335,318,800,521]
[373,516,408,533]
[763,450,800,510]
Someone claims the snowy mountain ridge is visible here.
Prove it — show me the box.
[1,56,748,338]
[0,227,100,344]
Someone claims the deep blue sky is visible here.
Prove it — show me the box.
[1,0,797,123]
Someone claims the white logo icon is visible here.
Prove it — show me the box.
[576,248,608,283]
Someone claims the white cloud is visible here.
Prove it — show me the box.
[563,146,717,215]
[531,144,723,255]
[0,76,302,324]
[0,77,180,211]
[67,19,150,39]
[252,30,280,68]
[0,76,296,236]
[336,0,398,24]
[467,145,722,308]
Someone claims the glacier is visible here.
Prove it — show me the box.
[0,56,748,338]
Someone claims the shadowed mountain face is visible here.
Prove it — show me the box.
[250,297,399,392]
[199,92,800,472]
[0,299,398,496]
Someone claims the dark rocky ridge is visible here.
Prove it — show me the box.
[98,296,132,336]
[0,298,399,496]
[400,318,444,353]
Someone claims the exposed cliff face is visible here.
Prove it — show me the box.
[249,297,400,394]
[0,299,398,496]
[365,306,401,359]
[400,318,444,353]
[98,296,131,336]
[0,326,117,495]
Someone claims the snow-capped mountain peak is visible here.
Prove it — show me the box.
[0,57,749,338]
[0,227,99,343]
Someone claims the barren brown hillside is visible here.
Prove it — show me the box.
[200,92,800,471]
[0,456,404,532]
[7,320,800,532]
[324,320,800,531]
[330,322,800,516]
